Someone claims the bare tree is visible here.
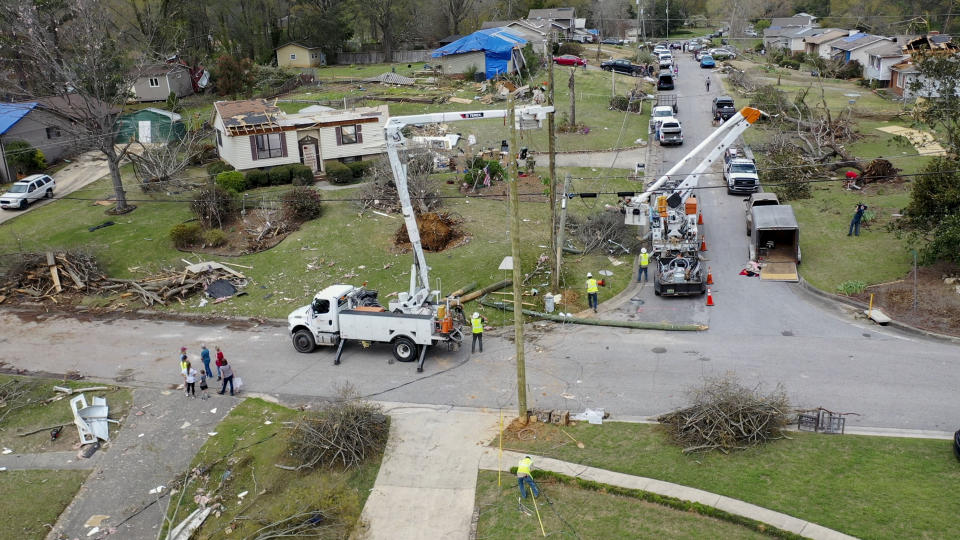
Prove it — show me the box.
[128,125,211,191]
[441,0,476,34]
[0,0,154,213]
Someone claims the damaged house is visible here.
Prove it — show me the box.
[212,99,389,174]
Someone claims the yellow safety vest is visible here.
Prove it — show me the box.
[640,252,650,266]
[471,316,483,334]
[179,359,188,373]
[517,457,532,476]
[586,278,599,293]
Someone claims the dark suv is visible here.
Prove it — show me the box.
[600,59,642,76]
[712,95,736,121]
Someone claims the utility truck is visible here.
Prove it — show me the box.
[288,105,554,371]
[622,106,764,296]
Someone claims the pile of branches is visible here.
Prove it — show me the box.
[2,250,104,301]
[566,211,644,254]
[0,379,38,424]
[726,67,760,94]
[359,150,441,214]
[286,394,389,470]
[249,509,346,540]
[658,375,790,454]
[102,265,247,307]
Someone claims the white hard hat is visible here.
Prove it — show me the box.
[473,312,480,319]
[641,248,647,254]
[586,272,593,278]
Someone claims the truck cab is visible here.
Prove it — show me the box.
[725,157,760,194]
[288,284,357,351]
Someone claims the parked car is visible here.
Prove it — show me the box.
[554,54,587,67]
[600,59,643,76]
[709,48,737,59]
[658,118,683,145]
[601,38,624,45]
[700,55,716,68]
[712,95,737,120]
[0,174,55,210]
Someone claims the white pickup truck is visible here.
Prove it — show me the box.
[288,284,462,372]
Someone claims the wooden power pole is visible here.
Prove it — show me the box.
[548,51,558,293]
[508,98,527,422]
[568,69,576,127]
[555,173,572,286]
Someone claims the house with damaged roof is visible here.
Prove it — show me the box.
[212,99,388,174]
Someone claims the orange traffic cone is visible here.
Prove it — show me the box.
[706,288,714,306]
[698,213,703,225]
[707,267,714,285]
[700,236,708,252]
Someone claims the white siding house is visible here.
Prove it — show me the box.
[864,41,908,85]
[212,99,388,173]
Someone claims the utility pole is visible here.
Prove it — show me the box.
[555,173,572,283]
[636,0,642,52]
[508,98,528,422]
[548,46,559,293]
[665,0,670,40]
[568,69,576,126]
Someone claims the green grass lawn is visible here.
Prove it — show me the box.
[792,181,913,292]
[164,398,384,539]
[0,469,88,539]
[0,375,133,454]
[499,421,960,540]
[475,470,768,539]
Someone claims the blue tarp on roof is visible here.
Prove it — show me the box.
[843,32,868,42]
[0,102,37,135]
[432,28,526,80]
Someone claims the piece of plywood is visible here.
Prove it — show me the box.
[875,126,946,156]
[864,308,891,325]
[760,262,798,282]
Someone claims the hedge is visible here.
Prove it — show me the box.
[325,161,353,184]
[346,160,373,178]
[215,171,247,193]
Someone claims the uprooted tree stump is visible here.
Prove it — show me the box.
[658,374,790,453]
[859,158,901,184]
[394,212,466,252]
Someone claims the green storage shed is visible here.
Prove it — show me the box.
[115,108,186,144]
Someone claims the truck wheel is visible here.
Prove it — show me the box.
[292,329,316,353]
[392,337,418,362]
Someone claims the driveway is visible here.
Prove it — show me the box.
[0,150,112,226]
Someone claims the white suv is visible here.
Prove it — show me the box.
[0,174,55,210]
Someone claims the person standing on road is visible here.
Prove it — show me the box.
[200,345,213,378]
[215,346,225,380]
[848,202,868,236]
[586,272,599,313]
[673,63,678,77]
[179,347,189,386]
[705,75,711,91]
[638,248,650,282]
[184,362,198,398]
[470,312,487,354]
[517,455,540,499]
[217,359,235,396]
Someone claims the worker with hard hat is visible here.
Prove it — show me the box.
[638,247,650,282]
[517,455,540,499]
[586,272,599,313]
[470,311,487,353]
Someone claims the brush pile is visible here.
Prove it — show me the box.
[286,396,389,470]
[1,251,104,302]
[658,375,790,453]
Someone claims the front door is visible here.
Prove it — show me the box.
[298,136,320,173]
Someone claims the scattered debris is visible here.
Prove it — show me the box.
[84,515,110,528]
[70,394,110,444]
[363,72,415,86]
[448,96,473,104]
[570,408,607,425]
[165,507,212,540]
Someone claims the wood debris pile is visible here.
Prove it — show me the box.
[658,375,790,453]
[285,389,389,470]
[0,251,247,308]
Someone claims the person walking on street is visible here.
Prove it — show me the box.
[638,248,650,282]
[215,346,225,380]
[848,202,868,236]
[705,75,711,92]
[200,345,213,378]
[586,272,599,313]
[673,63,678,77]
[470,312,487,353]
[184,362,198,398]
[517,455,540,499]
[217,360,235,396]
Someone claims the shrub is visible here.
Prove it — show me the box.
[190,143,217,165]
[837,60,863,79]
[268,164,293,186]
[462,159,507,185]
[289,164,315,185]
[463,65,479,81]
[216,170,246,192]
[191,185,239,228]
[325,161,353,184]
[206,161,234,177]
[346,160,373,178]
[169,222,203,248]
[204,228,229,247]
[282,186,324,221]
[836,280,867,296]
[557,42,583,56]
[4,139,46,175]
[244,169,270,188]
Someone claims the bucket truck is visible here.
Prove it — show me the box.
[288,105,553,371]
[622,107,763,296]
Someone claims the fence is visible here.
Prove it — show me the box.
[335,50,433,65]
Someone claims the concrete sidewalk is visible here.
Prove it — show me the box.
[0,450,100,471]
[354,404,500,540]
[479,449,856,540]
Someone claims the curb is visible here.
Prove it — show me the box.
[795,277,960,344]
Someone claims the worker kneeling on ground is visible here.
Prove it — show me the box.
[471,312,487,353]
[517,455,540,498]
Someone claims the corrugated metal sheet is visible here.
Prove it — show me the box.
[364,72,416,85]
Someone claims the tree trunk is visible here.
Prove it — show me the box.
[568,69,576,127]
[103,144,129,212]
[381,18,394,62]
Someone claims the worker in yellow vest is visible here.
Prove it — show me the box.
[638,248,650,282]
[470,312,487,353]
[586,272,599,313]
[517,455,540,498]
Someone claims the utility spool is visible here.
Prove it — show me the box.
[707,267,714,285]
[706,288,715,306]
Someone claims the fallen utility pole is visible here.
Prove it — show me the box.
[508,98,528,423]
[456,279,512,304]
[480,298,708,331]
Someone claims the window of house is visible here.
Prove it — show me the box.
[895,73,903,88]
[340,125,357,144]
[216,129,222,147]
[254,133,285,159]
[311,53,317,59]
[290,53,297,60]
[148,77,160,87]
[45,126,61,139]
